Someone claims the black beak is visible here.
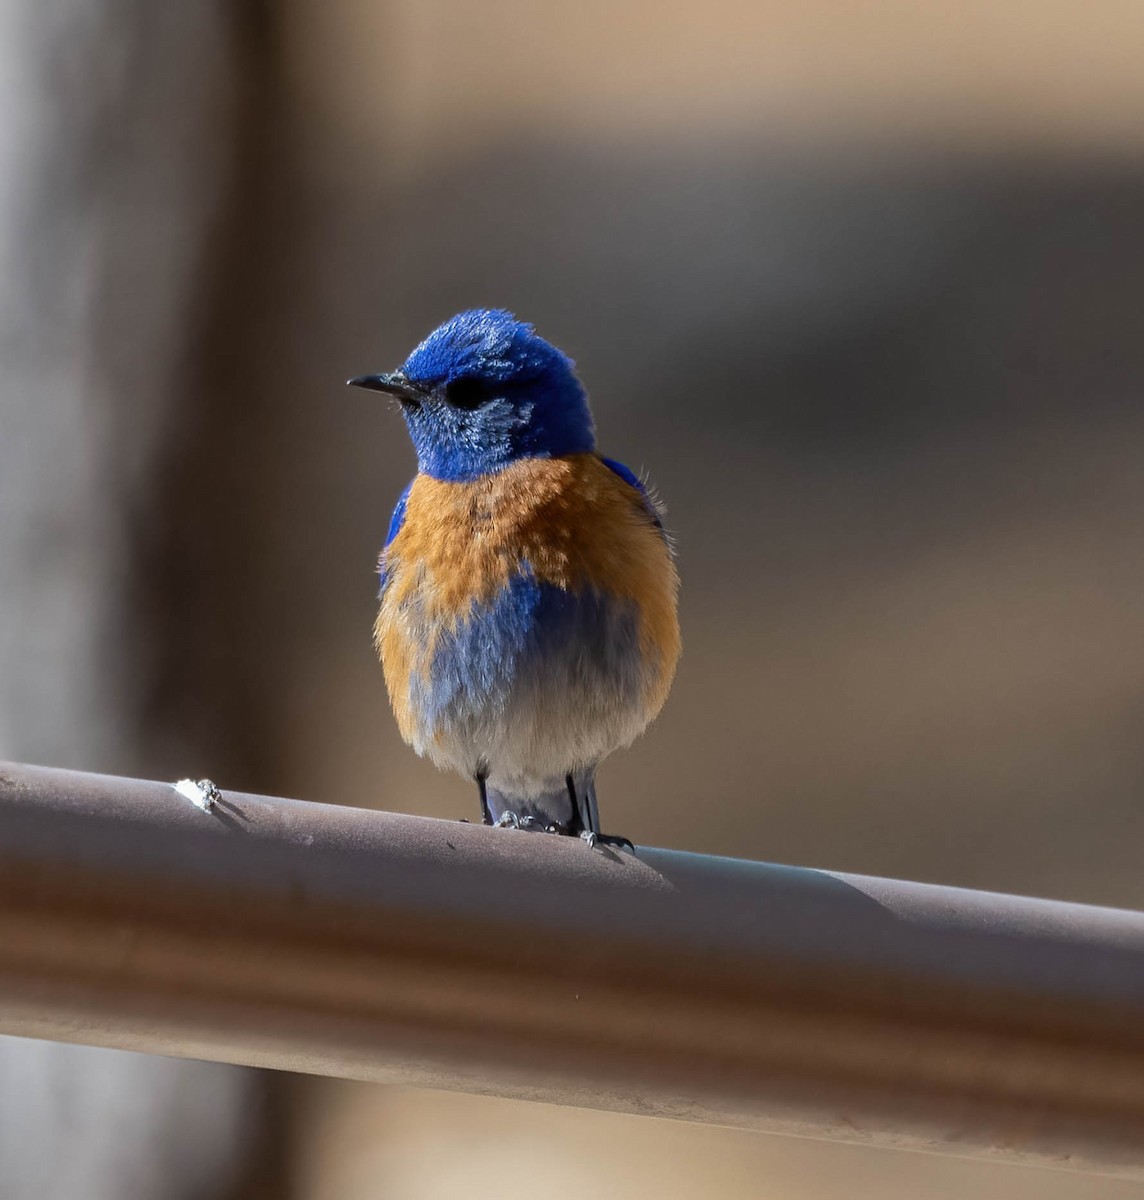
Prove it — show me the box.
[346,371,425,405]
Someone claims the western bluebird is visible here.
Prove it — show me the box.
[349,309,679,845]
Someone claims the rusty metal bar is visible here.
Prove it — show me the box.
[0,761,1142,1178]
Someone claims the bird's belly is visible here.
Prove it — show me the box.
[381,573,656,791]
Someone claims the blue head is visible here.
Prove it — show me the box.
[348,309,596,481]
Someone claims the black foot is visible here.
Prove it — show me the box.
[580,830,636,852]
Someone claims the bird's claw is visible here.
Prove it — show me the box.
[494,809,629,845]
[495,812,568,834]
[518,815,553,833]
[580,830,635,853]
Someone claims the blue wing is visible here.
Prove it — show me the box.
[379,479,413,593]
[600,456,667,538]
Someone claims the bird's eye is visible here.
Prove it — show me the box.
[443,376,490,411]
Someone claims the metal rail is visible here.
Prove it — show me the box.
[0,761,1142,1178]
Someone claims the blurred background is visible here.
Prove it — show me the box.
[1,1,1143,1196]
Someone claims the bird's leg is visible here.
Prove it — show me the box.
[476,771,492,826]
[494,811,522,829]
[569,773,634,852]
[585,775,601,836]
[566,774,588,839]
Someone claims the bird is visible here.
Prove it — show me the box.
[348,309,680,846]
